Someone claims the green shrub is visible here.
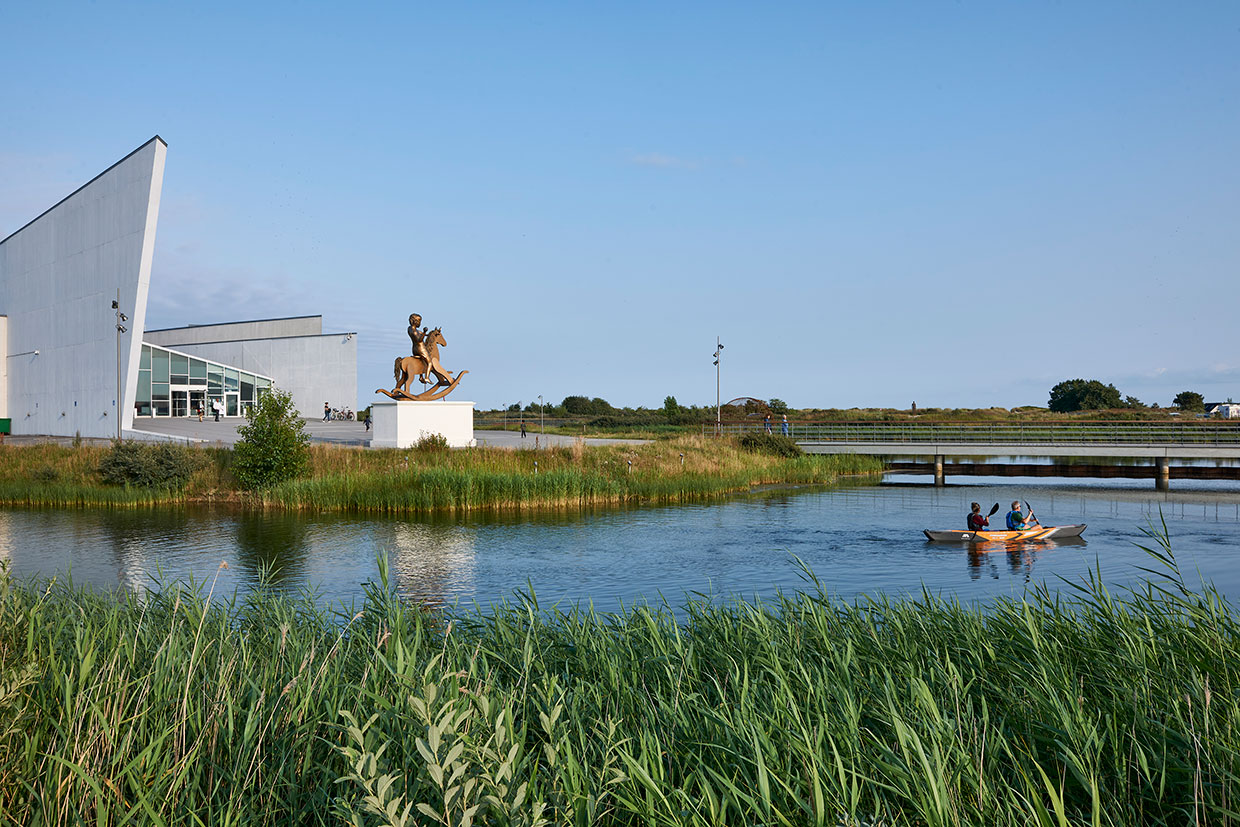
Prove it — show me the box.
[737,432,803,457]
[30,465,59,483]
[98,441,207,488]
[413,431,450,452]
[232,388,310,489]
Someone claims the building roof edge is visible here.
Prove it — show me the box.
[0,135,166,246]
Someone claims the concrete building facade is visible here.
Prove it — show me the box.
[0,137,358,436]
[0,137,165,438]
[145,317,357,418]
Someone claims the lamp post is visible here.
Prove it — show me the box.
[538,394,544,434]
[713,337,724,436]
[112,290,128,440]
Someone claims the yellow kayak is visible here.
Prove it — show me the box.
[923,525,1087,543]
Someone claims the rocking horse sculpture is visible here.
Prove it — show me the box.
[375,314,469,401]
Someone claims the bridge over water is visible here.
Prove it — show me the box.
[716,422,1240,489]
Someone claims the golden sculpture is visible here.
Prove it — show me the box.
[375,314,469,401]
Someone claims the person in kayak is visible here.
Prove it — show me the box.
[967,502,990,532]
[1006,501,1031,530]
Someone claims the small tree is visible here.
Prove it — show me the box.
[1048,379,1123,412]
[662,395,681,419]
[1173,391,1205,412]
[768,398,789,415]
[231,387,310,489]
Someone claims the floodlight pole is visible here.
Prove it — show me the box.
[112,289,128,441]
[714,337,724,436]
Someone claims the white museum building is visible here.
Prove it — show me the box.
[0,136,357,438]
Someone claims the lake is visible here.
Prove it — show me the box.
[4,475,1239,612]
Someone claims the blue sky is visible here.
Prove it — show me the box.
[3,2,1238,410]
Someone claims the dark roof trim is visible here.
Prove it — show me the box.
[144,332,357,346]
[0,136,167,246]
[145,314,322,333]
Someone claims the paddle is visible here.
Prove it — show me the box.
[988,503,1000,517]
[1025,500,1040,527]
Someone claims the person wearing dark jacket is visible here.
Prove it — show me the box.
[967,502,989,532]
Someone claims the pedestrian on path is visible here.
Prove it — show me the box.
[764,414,772,435]
[323,402,331,422]
[364,411,372,432]
[213,399,222,422]
[520,419,526,438]
[780,414,789,437]
[198,404,204,423]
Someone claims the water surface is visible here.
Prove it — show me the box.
[3,476,1239,612]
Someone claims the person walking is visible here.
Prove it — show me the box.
[364,411,372,432]
[764,414,772,435]
[323,402,331,422]
[520,418,527,438]
[197,404,204,423]
[780,414,789,437]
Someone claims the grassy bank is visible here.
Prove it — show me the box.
[2,531,1237,825]
[0,436,881,513]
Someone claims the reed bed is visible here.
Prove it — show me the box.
[2,528,1238,825]
[0,443,233,508]
[0,437,881,513]
[266,437,879,513]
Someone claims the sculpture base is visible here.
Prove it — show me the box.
[370,400,475,449]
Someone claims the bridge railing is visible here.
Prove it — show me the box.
[706,420,1240,445]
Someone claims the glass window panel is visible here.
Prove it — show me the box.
[227,395,238,416]
[152,383,170,417]
[225,368,239,392]
[171,354,188,375]
[171,375,189,385]
[240,374,255,402]
[208,366,223,393]
[256,376,271,390]
[136,372,151,408]
[140,345,151,370]
[152,349,170,383]
[190,359,207,379]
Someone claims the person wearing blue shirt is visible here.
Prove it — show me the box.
[1006,500,1029,530]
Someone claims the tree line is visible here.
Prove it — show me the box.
[1047,379,1206,413]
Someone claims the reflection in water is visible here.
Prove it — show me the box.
[388,523,477,609]
[0,511,10,568]
[965,536,1089,582]
[234,512,310,584]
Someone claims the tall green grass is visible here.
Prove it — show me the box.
[266,441,880,513]
[2,525,1237,824]
[0,437,881,513]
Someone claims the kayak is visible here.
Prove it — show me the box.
[923,524,1087,543]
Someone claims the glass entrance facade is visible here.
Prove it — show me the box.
[134,343,273,418]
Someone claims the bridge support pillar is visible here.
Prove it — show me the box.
[1156,457,1170,491]
[934,455,945,486]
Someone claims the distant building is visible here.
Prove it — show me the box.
[1207,403,1240,419]
[0,137,357,437]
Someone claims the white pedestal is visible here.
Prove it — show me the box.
[370,400,475,449]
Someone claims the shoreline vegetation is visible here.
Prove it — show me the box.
[2,529,1236,824]
[0,435,882,513]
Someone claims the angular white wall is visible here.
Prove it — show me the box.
[0,137,165,438]
[0,315,8,420]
